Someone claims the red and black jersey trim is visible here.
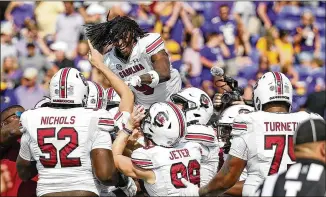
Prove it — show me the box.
[232,123,247,130]
[59,68,71,98]
[146,36,164,54]
[98,118,115,126]
[272,72,283,95]
[107,88,114,101]
[114,111,123,121]
[167,102,186,143]
[131,158,153,168]
[92,82,104,109]
[185,133,215,143]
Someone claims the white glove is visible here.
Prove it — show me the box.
[119,177,137,197]
[125,76,141,87]
[179,178,200,196]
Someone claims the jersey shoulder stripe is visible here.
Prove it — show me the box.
[146,37,163,54]
[114,111,122,121]
[232,123,247,130]
[185,133,215,143]
[131,158,154,168]
[98,118,115,126]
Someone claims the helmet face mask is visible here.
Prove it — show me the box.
[141,102,186,148]
[170,94,197,112]
[216,123,232,142]
[170,88,213,125]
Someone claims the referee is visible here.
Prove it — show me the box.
[255,118,326,196]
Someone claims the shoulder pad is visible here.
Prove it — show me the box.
[103,51,114,68]
[185,124,218,146]
[131,148,154,169]
[306,111,324,120]
[231,113,252,137]
[19,110,30,133]
[141,33,164,55]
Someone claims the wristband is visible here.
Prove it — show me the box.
[122,127,133,135]
[147,70,160,88]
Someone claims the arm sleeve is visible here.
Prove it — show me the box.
[89,112,114,150]
[96,110,115,132]
[91,130,113,150]
[19,132,33,161]
[131,149,154,169]
[229,136,248,161]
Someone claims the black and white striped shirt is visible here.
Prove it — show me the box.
[255,159,325,196]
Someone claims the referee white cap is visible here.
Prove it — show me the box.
[294,118,326,145]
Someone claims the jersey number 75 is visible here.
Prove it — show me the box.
[264,135,296,175]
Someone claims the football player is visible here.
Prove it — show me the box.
[216,104,254,196]
[112,102,203,196]
[85,16,182,109]
[170,87,220,186]
[179,71,323,196]
[17,47,134,196]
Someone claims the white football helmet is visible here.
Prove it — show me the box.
[217,105,254,144]
[86,81,107,109]
[141,102,187,148]
[253,72,293,111]
[170,87,213,125]
[106,87,121,108]
[34,97,51,108]
[50,68,88,105]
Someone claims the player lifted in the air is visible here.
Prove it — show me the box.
[85,16,182,109]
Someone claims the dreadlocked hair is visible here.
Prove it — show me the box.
[84,16,146,52]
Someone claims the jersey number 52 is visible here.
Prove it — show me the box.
[37,127,81,168]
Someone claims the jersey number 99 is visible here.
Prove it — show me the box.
[37,127,81,168]
[170,160,200,188]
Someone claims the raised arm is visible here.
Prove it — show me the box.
[112,106,154,182]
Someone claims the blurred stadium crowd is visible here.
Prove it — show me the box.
[1,1,325,113]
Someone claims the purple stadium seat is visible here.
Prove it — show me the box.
[275,20,300,31]
[238,65,258,80]
[295,66,310,81]
[279,6,301,18]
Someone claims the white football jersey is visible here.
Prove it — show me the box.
[228,111,323,196]
[131,142,202,196]
[18,107,116,196]
[183,124,220,185]
[103,33,182,109]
